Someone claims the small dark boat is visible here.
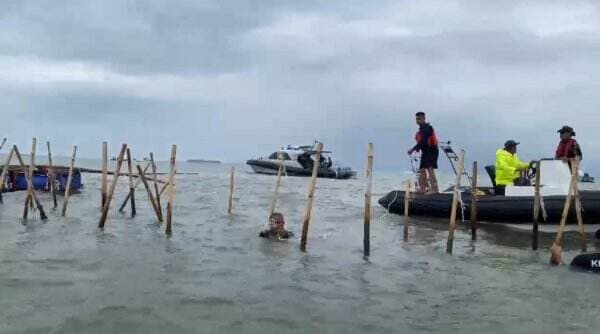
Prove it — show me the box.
[379,159,600,224]
[571,253,600,272]
[247,143,356,179]
[2,167,84,193]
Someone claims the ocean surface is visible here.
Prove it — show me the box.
[1,160,599,334]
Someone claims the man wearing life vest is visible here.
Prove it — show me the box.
[407,112,439,194]
[495,140,530,196]
[555,126,582,161]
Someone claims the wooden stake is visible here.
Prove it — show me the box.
[126,148,136,217]
[532,161,542,250]
[46,141,58,208]
[300,142,323,252]
[118,163,151,212]
[101,141,108,209]
[403,181,410,242]
[0,137,6,151]
[0,147,15,198]
[227,166,235,215]
[12,145,46,221]
[136,164,163,222]
[166,145,177,235]
[269,153,285,216]
[364,143,374,257]
[0,138,5,203]
[23,138,37,221]
[572,163,587,253]
[61,145,78,216]
[446,150,466,254]
[470,161,478,241]
[550,160,579,265]
[98,144,126,228]
[150,152,163,220]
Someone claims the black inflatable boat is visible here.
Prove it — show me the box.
[378,190,600,224]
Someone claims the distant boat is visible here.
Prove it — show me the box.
[186,159,221,164]
[110,157,117,161]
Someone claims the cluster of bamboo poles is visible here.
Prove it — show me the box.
[0,138,178,235]
[98,142,178,235]
[0,138,77,222]
[361,147,587,265]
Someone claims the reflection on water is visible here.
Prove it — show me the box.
[0,162,599,334]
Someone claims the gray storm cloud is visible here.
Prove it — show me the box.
[1,0,599,173]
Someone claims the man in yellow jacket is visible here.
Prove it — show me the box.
[495,140,530,195]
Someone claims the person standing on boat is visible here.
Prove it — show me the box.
[494,140,530,196]
[407,112,439,194]
[555,126,582,162]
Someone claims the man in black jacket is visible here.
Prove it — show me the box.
[407,112,439,194]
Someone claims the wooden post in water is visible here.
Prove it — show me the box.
[150,152,163,220]
[0,147,15,201]
[101,141,108,209]
[470,161,478,241]
[61,145,78,216]
[118,163,150,212]
[532,162,542,250]
[446,150,466,255]
[0,137,6,151]
[12,145,47,220]
[550,160,579,265]
[227,166,235,215]
[98,144,126,228]
[126,148,136,217]
[47,141,58,209]
[136,164,162,222]
[403,181,411,242]
[572,162,587,253]
[23,138,37,221]
[166,145,177,235]
[300,142,323,252]
[269,153,286,216]
[0,138,6,203]
[363,143,374,257]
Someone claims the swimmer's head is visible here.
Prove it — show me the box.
[269,212,285,227]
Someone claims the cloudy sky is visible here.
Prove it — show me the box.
[1,0,599,173]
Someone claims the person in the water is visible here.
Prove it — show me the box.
[259,212,293,239]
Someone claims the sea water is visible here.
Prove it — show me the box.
[0,161,599,334]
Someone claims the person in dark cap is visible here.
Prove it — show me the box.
[555,126,582,162]
[494,140,530,195]
[407,112,439,194]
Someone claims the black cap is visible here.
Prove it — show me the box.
[504,140,520,149]
[558,125,575,136]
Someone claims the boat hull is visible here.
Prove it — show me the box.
[246,160,354,179]
[378,190,600,224]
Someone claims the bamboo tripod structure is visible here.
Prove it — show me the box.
[446,150,466,254]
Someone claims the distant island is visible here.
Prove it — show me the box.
[186,159,221,164]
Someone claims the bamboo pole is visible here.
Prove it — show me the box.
[0,138,5,203]
[150,152,163,220]
[300,142,323,252]
[136,164,162,222]
[61,145,78,216]
[227,166,235,215]
[166,145,177,235]
[0,137,6,151]
[118,163,151,212]
[0,147,15,199]
[446,150,466,254]
[12,145,47,220]
[572,163,587,253]
[98,144,126,228]
[101,141,108,209]
[269,154,285,216]
[47,141,58,209]
[23,138,37,220]
[470,161,478,241]
[364,143,374,257]
[550,160,579,265]
[532,162,542,250]
[403,181,410,242]
[126,148,136,217]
